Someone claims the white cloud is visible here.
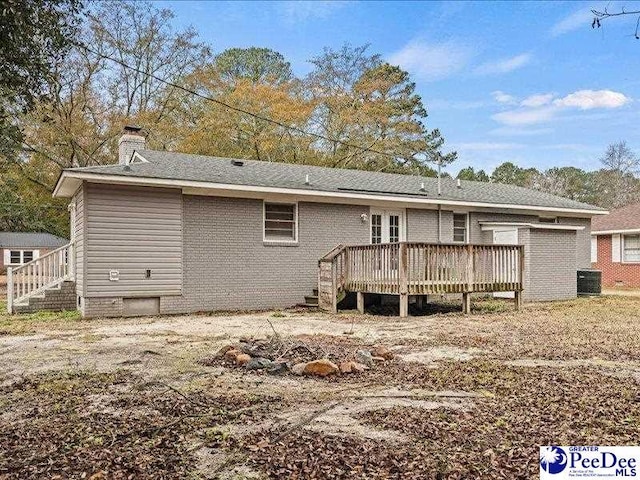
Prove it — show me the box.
[552,89,631,110]
[492,89,630,126]
[550,8,593,37]
[492,90,517,104]
[492,106,558,126]
[489,126,553,137]
[388,40,473,81]
[520,93,554,108]
[474,53,532,75]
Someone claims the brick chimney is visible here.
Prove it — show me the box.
[118,125,145,165]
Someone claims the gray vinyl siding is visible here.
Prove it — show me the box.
[162,197,369,313]
[73,186,85,296]
[84,183,182,297]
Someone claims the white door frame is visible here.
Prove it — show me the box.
[370,208,406,244]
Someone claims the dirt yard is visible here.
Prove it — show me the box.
[0,296,639,479]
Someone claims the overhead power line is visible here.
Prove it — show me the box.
[75,42,411,162]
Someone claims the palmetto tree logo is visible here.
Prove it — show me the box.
[540,446,568,474]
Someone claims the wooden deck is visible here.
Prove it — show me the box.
[318,242,524,317]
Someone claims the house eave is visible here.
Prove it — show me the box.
[53,170,607,216]
[592,228,640,235]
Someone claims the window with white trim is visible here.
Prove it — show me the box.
[453,213,468,243]
[623,234,640,262]
[7,250,35,265]
[538,216,558,224]
[264,202,297,242]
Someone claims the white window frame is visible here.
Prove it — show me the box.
[452,213,469,244]
[622,234,640,263]
[5,249,39,266]
[263,201,298,244]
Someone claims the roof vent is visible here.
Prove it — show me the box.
[456,179,462,189]
[419,182,425,192]
[305,174,310,185]
[231,159,244,167]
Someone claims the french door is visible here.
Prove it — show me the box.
[370,209,405,244]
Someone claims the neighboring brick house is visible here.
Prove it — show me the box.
[591,203,640,287]
[1,232,68,273]
[7,127,607,317]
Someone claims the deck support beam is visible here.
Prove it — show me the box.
[462,292,471,314]
[357,291,365,314]
[415,295,424,310]
[399,293,408,318]
[514,290,522,311]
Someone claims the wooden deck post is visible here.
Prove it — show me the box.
[331,263,338,314]
[6,267,13,314]
[357,291,364,314]
[462,292,471,314]
[415,295,424,310]
[399,242,408,318]
[514,290,522,310]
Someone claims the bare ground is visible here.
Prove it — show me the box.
[0,296,639,479]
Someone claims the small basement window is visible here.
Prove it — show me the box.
[538,216,558,223]
[264,202,297,242]
[623,234,640,262]
[453,213,468,243]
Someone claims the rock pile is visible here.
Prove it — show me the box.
[208,337,394,378]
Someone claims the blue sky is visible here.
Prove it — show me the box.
[158,0,640,175]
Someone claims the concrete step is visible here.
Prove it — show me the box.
[297,303,320,309]
[304,295,318,305]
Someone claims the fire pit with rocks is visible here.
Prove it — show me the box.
[200,334,395,378]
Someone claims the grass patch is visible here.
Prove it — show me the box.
[0,300,82,335]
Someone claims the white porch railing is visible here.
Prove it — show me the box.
[6,242,74,313]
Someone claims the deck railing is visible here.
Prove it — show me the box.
[319,242,524,316]
[6,242,74,313]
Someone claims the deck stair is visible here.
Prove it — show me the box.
[6,243,75,314]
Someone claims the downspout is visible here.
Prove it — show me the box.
[438,204,442,243]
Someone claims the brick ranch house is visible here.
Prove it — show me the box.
[6,127,606,317]
[591,203,640,288]
[1,232,68,273]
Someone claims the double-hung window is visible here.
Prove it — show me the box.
[264,202,297,242]
[7,250,35,265]
[623,234,640,262]
[453,213,468,243]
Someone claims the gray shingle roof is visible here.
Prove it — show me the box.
[68,150,604,212]
[0,232,68,248]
